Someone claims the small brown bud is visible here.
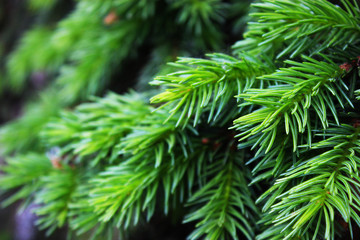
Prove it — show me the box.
[339,62,352,72]
[104,11,119,25]
[201,138,210,144]
[51,157,62,169]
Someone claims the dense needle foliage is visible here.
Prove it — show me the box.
[1,0,360,240]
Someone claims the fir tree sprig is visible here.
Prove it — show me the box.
[73,146,200,234]
[242,0,360,59]
[41,92,151,165]
[0,152,77,236]
[34,166,77,235]
[0,153,52,207]
[118,110,195,167]
[150,53,274,127]
[234,56,352,153]
[184,150,258,240]
[257,125,360,240]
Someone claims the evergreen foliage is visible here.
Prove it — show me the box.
[1,0,247,153]
[1,0,360,239]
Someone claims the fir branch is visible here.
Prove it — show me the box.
[68,124,203,236]
[257,125,360,240]
[89,161,160,226]
[34,167,77,236]
[68,149,195,239]
[42,91,195,167]
[241,134,294,179]
[184,150,258,240]
[234,56,351,153]
[118,107,195,167]
[83,148,198,231]
[150,53,274,127]
[0,152,77,235]
[41,92,151,165]
[0,153,52,207]
[68,182,112,240]
[44,101,199,234]
[246,0,360,59]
